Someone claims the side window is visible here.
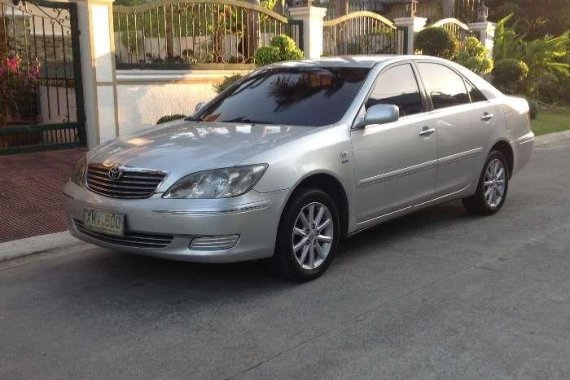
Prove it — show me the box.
[465,80,487,102]
[417,63,470,109]
[366,64,423,117]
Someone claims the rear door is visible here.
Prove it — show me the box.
[416,62,497,196]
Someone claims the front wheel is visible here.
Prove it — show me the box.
[271,188,340,282]
[462,150,509,216]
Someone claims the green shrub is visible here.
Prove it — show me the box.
[454,37,493,75]
[156,114,186,125]
[255,46,282,66]
[214,74,244,94]
[254,35,303,66]
[492,58,529,94]
[537,72,570,104]
[269,35,304,61]
[415,27,460,59]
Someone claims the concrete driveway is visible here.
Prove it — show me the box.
[1,144,569,380]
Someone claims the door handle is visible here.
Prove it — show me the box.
[419,127,436,137]
[481,113,494,122]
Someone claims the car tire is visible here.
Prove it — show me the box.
[271,188,340,282]
[462,150,510,216]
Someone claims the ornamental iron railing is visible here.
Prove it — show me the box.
[431,17,475,44]
[323,11,398,55]
[113,0,303,68]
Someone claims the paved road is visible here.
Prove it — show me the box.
[1,145,570,380]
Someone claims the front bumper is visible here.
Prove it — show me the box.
[63,181,289,263]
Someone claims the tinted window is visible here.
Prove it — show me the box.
[367,64,423,116]
[196,67,370,127]
[465,80,487,102]
[417,63,470,109]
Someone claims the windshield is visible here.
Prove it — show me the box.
[195,67,371,127]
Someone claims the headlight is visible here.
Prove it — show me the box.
[70,154,87,186]
[163,164,268,199]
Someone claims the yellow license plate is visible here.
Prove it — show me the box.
[84,209,125,236]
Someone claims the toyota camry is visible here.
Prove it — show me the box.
[64,56,534,281]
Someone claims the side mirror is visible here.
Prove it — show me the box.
[195,102,206,113]
[354,104,399,129]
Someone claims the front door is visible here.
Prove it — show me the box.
[351,63,437,224]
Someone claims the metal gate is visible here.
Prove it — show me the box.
[0,0,85,155]
[323,11,398,56]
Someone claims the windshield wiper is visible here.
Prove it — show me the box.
[222,117,274,125]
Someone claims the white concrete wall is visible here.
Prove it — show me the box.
[115,69,249,136]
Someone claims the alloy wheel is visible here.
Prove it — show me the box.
[483,158,506,208]
[291,202,334,270]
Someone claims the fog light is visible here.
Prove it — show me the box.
[189,235,239,251]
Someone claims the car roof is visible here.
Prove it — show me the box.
[272,55,465,69]
[269,55,503,99]
[273,55,400,68]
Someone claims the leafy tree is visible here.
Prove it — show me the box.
[494,14,570,97]
[487,0,570,40]
[493,14,570,101]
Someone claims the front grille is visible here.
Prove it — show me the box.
[75,220,173,249]
[86,164,166,199]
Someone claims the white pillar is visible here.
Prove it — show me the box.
[289,6,327,59]
[74,0,119,148]
[469,21,497,59]
[394,17,427,55]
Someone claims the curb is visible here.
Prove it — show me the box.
[534,130,570,148]
[0,231,86,263]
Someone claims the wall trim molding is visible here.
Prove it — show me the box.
[115,70,251,85]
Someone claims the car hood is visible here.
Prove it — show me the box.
[89,120,319,174]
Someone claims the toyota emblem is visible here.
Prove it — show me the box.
[108,165,123,181]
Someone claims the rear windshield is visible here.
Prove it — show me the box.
[195,67,371,127]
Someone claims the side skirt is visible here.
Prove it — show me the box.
[347,185,471,238]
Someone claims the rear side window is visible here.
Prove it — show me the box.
[366,64,423,117]
[417,63,470,109]
[465,80,487,102]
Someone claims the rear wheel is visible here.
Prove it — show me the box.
[462,150,509,216]
[272,188,340,281]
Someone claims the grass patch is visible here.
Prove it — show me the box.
[531,105,570,136]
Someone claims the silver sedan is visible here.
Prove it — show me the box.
[64,55,534,281]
